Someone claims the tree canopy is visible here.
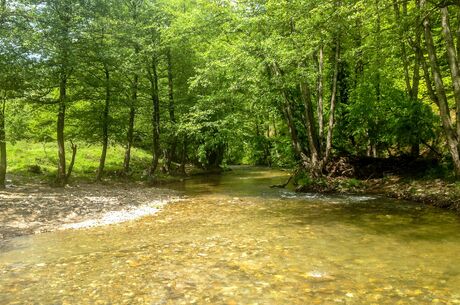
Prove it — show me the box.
[2,0,460,186]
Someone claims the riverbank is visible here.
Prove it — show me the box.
[296,175,460,213]
[0,166,227,244]
[0,182,181,242]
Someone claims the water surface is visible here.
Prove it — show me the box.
[1,167,460,304]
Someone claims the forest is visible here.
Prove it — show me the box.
[4,1,460,303]
[1,0,460,187]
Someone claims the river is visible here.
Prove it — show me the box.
[1,167,460,304]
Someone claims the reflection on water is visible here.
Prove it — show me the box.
[1,166,460,304]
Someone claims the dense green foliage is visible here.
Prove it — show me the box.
[2,0,460,185]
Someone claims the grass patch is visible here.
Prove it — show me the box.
[7,141,153,183]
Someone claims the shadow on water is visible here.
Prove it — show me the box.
[169,166,290,197]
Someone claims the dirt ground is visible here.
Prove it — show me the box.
[0,182,180,242]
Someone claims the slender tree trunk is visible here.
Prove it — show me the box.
[149,56,161,176]
[353,18,364,90]
[123,2,141,175]
[55,1,73,186]
[281,94,309,163]
[457,9,460,63]
[180,137,187,175]
[123,75,137,175]
[123,105,135,174]
[394,0,422,156]
[123,42,139,175]
[323,38,340,165]
[441,6,460,139]
[97,65,110,181]
[410,40,422,157]
[421,0,460,175]
[411,2,438,107]
[411,32,421,100]
[317,44,324,147]
[57,72,67,185]
[270,63,308,162]
[270,63,309,164]
[418,46,439,106]
[167,49,176,124]
[66,140,77,182]
[300,80,321,175]
[393,1,413,95]
[393,0,413,95]
[166,49,176,173]
[284,96,302,154]
[0,95,6,188]
[369,0,382,158]
[417,28,441,157]
[375,0,382,105]
[0,0,5,27]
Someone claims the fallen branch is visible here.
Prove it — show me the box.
[270,167,300,188]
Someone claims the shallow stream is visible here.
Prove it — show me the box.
[1,167,460,304]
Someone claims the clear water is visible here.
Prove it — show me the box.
[1,167,460,304]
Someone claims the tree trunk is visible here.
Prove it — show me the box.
[441,6,460,139]
[418,45,439,106]
[393,0,413,95]
[271,63,309,163]
[123,105,135,174]
[97,65,110,181]
[0,0,5,31]
[123,3,141,175]
[413,0,438,107]
[370,0,382,158]
[66,141,77,182]
[375,0,382,105]
[166,49,176,173]
[282,94,310,165]
[411,31,421,100]
[272,114,277,137]
[323,38,340,165]
[394,0,422,156]
[123,74,137,175]
[410,143,420,157]
[180,138,187,175]
[457,9,460,64]
[149,56,161,176]
[0,96,6,188]
[300,80,322,176]
[317,44,324,147]
[421,0,460,176]
[57,72,67,185]
[410,29,422,157]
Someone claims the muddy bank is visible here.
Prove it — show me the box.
[0,182,180,241]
